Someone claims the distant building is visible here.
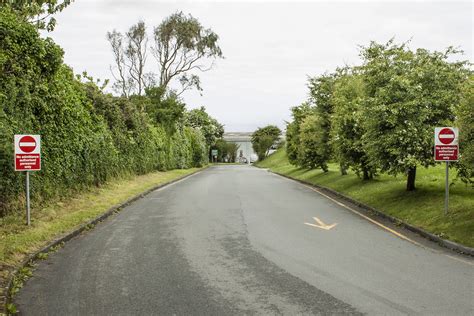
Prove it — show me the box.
[223,132,258,163]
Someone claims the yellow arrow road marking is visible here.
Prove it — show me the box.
[304,217,338,230]
[273,174,474,266]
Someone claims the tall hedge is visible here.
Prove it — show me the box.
[0,9,209,216]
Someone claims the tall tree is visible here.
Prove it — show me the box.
[455,75,474,185]
[125,21,148,96]
[152,12,223,94]
[286,102,312,165]
[360,40,469,191]
[107,30,133,97]
[107,21,152,97]
[331,70,375,179]
[305,73,336,171]
[299,113,330,172]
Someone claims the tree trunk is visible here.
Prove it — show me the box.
[363,169,370,180]
[340,163,347,176]
[406,166,416,191]
[322,164,329,173]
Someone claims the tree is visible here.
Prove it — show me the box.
[212,140,239,162]
[455,75,474,185]
[286,102,312,165]
[184,106,224,147]
[0,0,74,31]
[144,86,185,132]
[331,71,375,179]
[107,21,152,97]
[226,142,240,163]
[360,40,469,191]
[299,113,330,172]
[305,73,336,171]
[125,21,148,96]
[152,12,223,94]
[251,125,281,161]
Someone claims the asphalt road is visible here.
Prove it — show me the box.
[16,165,473,315]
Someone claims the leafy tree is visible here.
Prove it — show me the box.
[360,40,469,191]
[299,113,330,172]
[144,86,185,132]
[0,0,73,31]
[252,125,281,161]
[152,11,223,94]
[306,73,336,172]
[212,139,240,162]
[455,75,474,185]
[184,106,224,147]
[286,102,312,165]
[331,71,375,179]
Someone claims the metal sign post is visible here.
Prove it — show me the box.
[211,149,218,163]
[14,134,41,226]
[445,162,449,216]
[434,127,458,216]
[26,171,31,225]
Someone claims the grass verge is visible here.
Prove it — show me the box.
[256,149,474,248]
[0,167,202,267]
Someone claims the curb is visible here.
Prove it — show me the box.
[2,167,207,315]
[270,170,474,257]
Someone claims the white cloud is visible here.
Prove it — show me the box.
[46,0,473,132]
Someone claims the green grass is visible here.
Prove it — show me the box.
[256,149,474,248]
[0,167,202,267]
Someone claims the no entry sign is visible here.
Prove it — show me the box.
[434,127,458,161]
[15,135,41,171]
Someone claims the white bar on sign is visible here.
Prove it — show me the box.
[439,135,454,138]
[19,142,36,146]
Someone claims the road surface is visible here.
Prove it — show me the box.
[16,165,474,315]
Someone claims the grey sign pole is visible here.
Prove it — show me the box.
[445,161,449,215]
[26,171,31,225]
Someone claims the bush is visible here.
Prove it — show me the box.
[0,9,210,216]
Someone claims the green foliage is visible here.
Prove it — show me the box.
[9,265,33,297]
[152,11,223,93]
[185,106,224,147]
[302,73,336,171]
[252,125,281,161]
[360,40,469,190]
[285,39,471,192]
[212,139,240,163]
[144,86,185,132]
[298,114,329,172]
[455,76,474,185]
[286,103,311,165]
[0,0,74,31]
[331,71,375,179]
[6,302,17,314]
[0,9,210,216]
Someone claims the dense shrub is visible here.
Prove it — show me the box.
[0,9,209,216]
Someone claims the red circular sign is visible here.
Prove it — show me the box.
[19,136,37,153]
[438,128,455,145]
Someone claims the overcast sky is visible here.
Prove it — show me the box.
[45,0,473,132]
